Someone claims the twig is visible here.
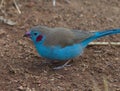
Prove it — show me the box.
[52,0,70,6]
[53,0,56,6]
[0,16,17,25]
[89,42,120,46]
[103,77,109,91]
[13,0,21,14]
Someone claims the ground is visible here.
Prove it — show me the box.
[0,0,120,91]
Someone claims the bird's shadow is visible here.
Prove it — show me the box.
[25,57,74,74]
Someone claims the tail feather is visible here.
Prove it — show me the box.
[95,29,120,38]
[81,28,120,48]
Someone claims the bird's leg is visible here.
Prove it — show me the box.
[53,60,72,70]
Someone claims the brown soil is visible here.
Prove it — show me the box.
[0,0,120,91]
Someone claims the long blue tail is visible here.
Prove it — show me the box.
[94,28,120,38]
[81,28,120,48]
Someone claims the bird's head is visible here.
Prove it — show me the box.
[24,27,45,44]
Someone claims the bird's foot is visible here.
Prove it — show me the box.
[53,60,72,70]
[53,64,71,70]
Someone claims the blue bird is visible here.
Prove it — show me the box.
[24,25,120,69]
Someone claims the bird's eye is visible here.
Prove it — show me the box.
[34,33,37,36]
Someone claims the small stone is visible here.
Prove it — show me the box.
[0,29,6,36]
[18,86,25,91]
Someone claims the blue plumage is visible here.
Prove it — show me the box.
[24,26,120,69]
[81,29,120,48]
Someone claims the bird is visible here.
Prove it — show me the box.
[24,25,120,69]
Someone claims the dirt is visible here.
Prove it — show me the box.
[0,0,120,91]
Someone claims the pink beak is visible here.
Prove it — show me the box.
[23,31,31,37]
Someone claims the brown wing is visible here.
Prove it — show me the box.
[72,30,94,43]
[43,27,94,47]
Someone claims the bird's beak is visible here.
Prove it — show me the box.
[23,31,31,37]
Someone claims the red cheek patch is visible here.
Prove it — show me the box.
[36,35,43,42]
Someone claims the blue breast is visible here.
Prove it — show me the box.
[35,43,83,61]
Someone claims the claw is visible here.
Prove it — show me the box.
[53,64,71,70]
[53,60,72,69]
